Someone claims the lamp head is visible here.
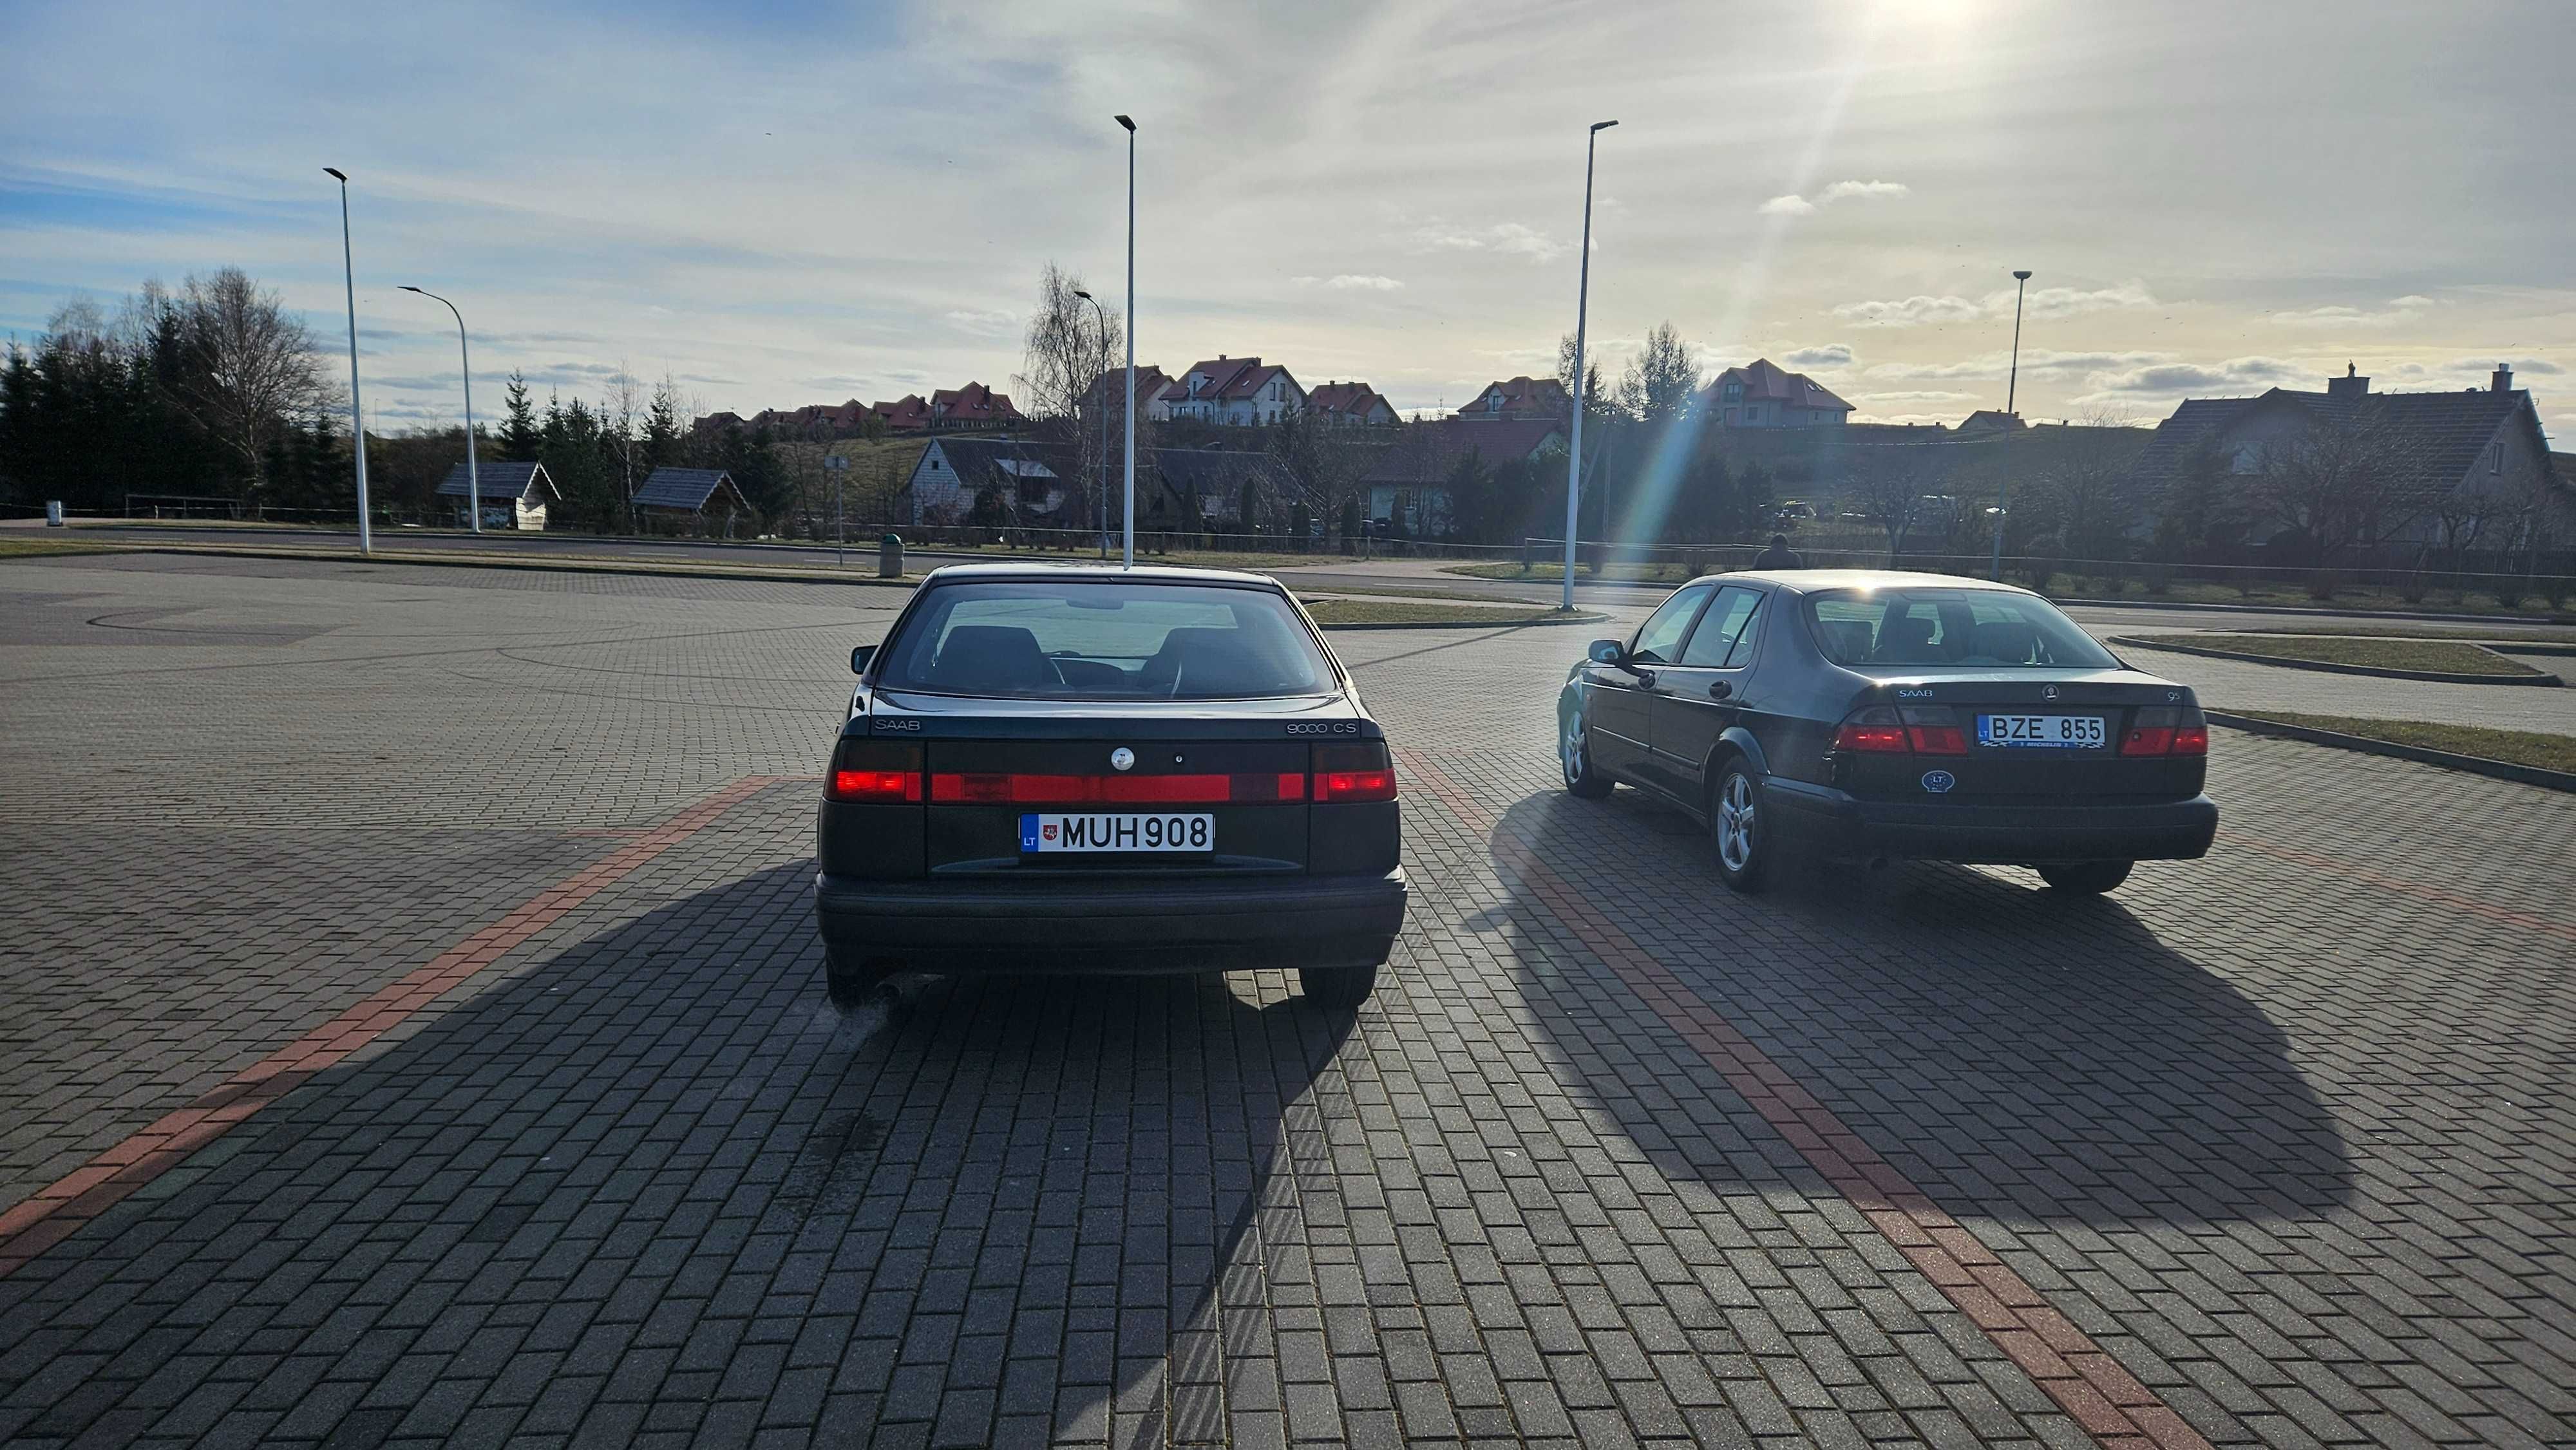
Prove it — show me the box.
[1590,120,1618,132]
[2012,269,2032,281]
[323,167,346,181]
[399,285,422,294]
[1073,288,1093,300]
[1114,114,1136,133]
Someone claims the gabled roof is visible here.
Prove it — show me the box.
[1360,419,1567,486]
[872,395,933,431]
[634,467,749,513]
[1956,410,2025,433]
[1084,366,1175,410]
[1705,359,1853,413]
[437,460,556,500]
[1307,382,1389,418]
[2128,384,2546,514]
[931,381,1022,424]
[920,437,1077,484]
[1457,375,1571,420]
[1151,446,1302,497]
[1175,357,1258,399]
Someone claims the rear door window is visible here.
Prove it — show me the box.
[1678,587,1762,667]
[878,579,1336,699]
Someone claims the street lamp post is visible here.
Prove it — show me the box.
[323,169,372,554]
[825,453,848,566]
[1562,120,1617,612]
[1115,114,1138,569]
[1991,268,2031,581]
[1074,288,1111,560]
[400,286,479,533]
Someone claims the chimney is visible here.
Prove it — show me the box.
[2492,364,2515,394]
[2325,362,2369,400]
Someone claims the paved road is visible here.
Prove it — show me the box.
[2,552,2571,1448]
[60,522,2576,641]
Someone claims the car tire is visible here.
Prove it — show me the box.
[1299,962,1378,1010]
[1711,762,1770,894]
[2037,860,2132,894]
[1561,708,1613,799]
[824,942,893,1008]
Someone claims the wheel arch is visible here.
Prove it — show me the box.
[1703,724,1770,802]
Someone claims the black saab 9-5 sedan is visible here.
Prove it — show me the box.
[815,564,1406,1009]
[1558,570,2217,894]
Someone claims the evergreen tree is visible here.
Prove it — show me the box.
[500,372,540,459]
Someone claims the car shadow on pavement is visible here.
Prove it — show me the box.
[1485,789,2356,1229]
[0,862,1352,1450]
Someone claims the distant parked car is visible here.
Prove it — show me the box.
[815,564,1408,1008]
[1557,570,2216,894]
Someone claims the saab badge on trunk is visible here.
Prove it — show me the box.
[1110,748,1135,772]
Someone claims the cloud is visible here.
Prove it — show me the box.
[2273,295,2434,328]
[942,307,1020,337]
[1834,294,1982,328]
[1783,344,1854,369]
[1838,279,2158,329]
[2083,357,2304,394]
[1409,221,1567,263]
[1866,349,2169,382]
[1998,279,2159,321]
[1758,179,1908,217]
[1819,180,1909,203]
[1294,274,1405,292]
[1854,390,1982,404]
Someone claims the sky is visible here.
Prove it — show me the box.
[4,0,2573,438]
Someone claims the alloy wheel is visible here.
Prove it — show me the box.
[1716,773,1756,872]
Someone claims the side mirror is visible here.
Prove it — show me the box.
[1586,639,1624,666]
[849,644,875,676]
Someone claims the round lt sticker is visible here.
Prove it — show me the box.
[1920,769,1956,794]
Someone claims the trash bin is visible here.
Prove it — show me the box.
[46,501,64,527]
[878,532,904,579]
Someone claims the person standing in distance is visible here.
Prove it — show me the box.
[1752,533,1805,570]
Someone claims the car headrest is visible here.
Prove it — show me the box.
[1971,620,2040,664]
[930,625,1048,692]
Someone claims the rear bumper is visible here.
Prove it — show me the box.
[814,869,1408,974]
[1765,780,2218,864]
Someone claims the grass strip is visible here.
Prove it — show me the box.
[2122,632,2544,677]
[2224,711,2576,775]
[2228,624,2576,646]
[0,538,121,560]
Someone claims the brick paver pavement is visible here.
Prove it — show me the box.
[0,552,2568,1447]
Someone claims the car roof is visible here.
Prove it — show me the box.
[916,561,1285,588]
[1705,569,2044,598]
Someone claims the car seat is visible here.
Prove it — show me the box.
[929,625,1050,693]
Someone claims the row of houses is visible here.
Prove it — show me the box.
[428,462,751,532]
[695,381,1028,441]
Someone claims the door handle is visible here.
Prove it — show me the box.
[1707,681,1733,701]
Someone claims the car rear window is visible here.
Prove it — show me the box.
[876,579,1336,699]
[1805,588,2118,670]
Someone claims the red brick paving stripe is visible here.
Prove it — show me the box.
[2222,831,2576,944]
[0,774,797,1279]
[1394,749,2215,1450]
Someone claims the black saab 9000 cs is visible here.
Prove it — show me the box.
[815,565,1406,1009]
[1558,570,2217,894]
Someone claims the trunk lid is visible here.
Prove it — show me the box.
[1832,670,2206,803]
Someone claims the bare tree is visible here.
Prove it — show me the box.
[1841,444,1947,563]
[2260,411,2416,559]
[158,268,330,504]
[1616,321,1700,426]
[1554,332,1616,422]
[1016,261,1125,531]
[606,364,645,532]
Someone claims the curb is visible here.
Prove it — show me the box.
[119,543,920,591]
[2057,594,2574,626]
[2110,635,2561,687]
[2208,713,2576,795]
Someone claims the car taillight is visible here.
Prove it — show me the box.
[2121,706,2210,757]
[1832,705,1909,754]
[1312,742,1398,802]
[829,739,923,801]
[1897,704,1967,756]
